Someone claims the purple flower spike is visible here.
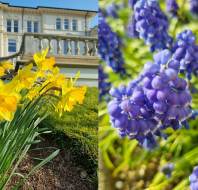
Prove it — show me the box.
[108,50,192,149]
[128,0,138,8]
[166,0,179,16]
[190,0,198,15]
[161,163,174,178]
[128,0,172,51]
[171,30,198,79]
[98,12,126,75]
[190,166,198,190]
[99,65,111,101]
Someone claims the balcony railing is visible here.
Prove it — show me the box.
[0,33,99,78]
[24,32,98,56]
[0,32,98,67]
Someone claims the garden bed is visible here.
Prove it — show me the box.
[7,87,98,190]
[7,135,97,190]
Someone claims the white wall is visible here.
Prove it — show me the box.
[42,14,88,35]
[59,67,98,87]
[0,10,91,56]
[2,12,42,33]
[3,11,88,34]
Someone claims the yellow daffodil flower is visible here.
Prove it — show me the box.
[0,62,14,77]
[0,81,20,121]
[39,71,67,94]
[0,67,5,77]
[56,86,87,115]
[26,86,41,100]
[33,48,49,65]
[34,48,56,71]
[1,61,14,70]
[0,48,87,121]
[12,64,37,92]
[40,57,55,71]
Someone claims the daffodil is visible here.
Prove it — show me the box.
[39,69,67,93]
[33,48,49,66]
[0,67,5,77]
[37,68,86,115]
[1,61,14,70]
[0,48,87,121]
[0,81,20,121]
[33,48,57,72]
[0,62,14,77]
[40,57,55,71]
[56,86,87,115]
[12,64,37,92]
[26,86,41,100]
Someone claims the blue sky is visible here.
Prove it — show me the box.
[1,0,98,26]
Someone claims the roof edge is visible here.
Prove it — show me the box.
[0,1,98,13]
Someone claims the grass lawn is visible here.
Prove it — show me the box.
[41,87,98,161]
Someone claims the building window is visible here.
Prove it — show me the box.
[7,19,12,32]
[14,20,18,32]
[34,21,39,33]
[27,21,32,32]
[56,18,61,30]
[72,19,78,31]
[64,19,69,30]
[8,39,16,53]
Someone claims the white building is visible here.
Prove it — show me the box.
[0,1,98,86]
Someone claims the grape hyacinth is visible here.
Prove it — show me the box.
[127,16,139,38]
[99,65,111,101]
[161,163,174,178]
[141,61,192,130]
[128,0,138,8]
[171,30,198,79]
[108,83,159,149]
[128,0,172,51]
[98,12,126,74]
[190,0,198,15]
[166,0,179,16]
[189,166,198,190]
[108,50,192,149]
[103,3,124,18]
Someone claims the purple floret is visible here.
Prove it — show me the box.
[128,0,172,51]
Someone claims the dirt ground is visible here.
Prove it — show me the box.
[7,136,97,190]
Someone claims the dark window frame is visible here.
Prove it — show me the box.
[56,18,61,30]
[7,19,12,32]
[27,21,32,32]
[14,20,19,32]
[34,21,39,33]
[72,19,78,31]
[64,19,69,30]
[8,39,17,53]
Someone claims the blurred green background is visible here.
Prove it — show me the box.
[99,0,198,189]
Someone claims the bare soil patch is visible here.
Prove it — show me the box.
[7,136,97,190]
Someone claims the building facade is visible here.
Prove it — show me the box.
[0,2,98,86]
